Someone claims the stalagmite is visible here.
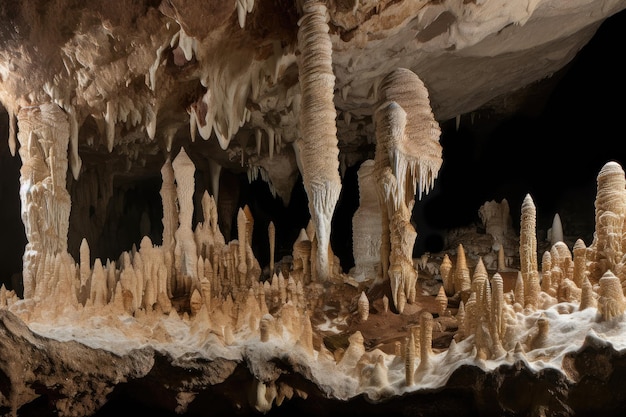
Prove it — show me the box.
[550,213,564,247]
[172,148,198,282]
[90,258,108,308]
[418,312,433,371]
[455,301,466,341]
[17,103,72,299]
[572,239,587,288]
[579,277,596,311]
[405,331,416,386]
[160,158,179,255]
[514,271,525,309]
[589,162,626,282]
[496,245,506,271]
[382,295,389,313]
[598,270,626,321]
[440,254,454,296]
[541,251,553,295]
[520,194,539,308]
[454,244,471,294]
[490,273,506,357]
[296,0,342,281]
[259,314,273,342]
[352,160,382,282]
[79,238,91,304]
[435,285,448,316]
[358,291,370,321]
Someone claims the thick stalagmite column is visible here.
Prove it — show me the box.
[172,148,198,285]
[17,103,72,299]
[351,160,382,282]
[589,161,626,282]
[296,0,342,281]
[160,157,179,254]
[520,194,540,308]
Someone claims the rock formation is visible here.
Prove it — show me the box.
[1,1,626,416]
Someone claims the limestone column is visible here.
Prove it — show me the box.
[296,0,342,281]
[17,103,72,299]
[351,160,382,282]
[172,147,198,288]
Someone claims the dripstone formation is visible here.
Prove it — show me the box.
[1,1,626,416]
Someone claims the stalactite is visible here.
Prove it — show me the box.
[296,0,342,282]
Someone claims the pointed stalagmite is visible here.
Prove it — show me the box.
[454,244,471,294]
[79,238,91,304]
[440,254,454,296]
[296,0,342,281]
[435,285,448,316]
[358,291,370,321]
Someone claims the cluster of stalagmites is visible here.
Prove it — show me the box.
[6,147,338,347]
[4,138,626,412]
